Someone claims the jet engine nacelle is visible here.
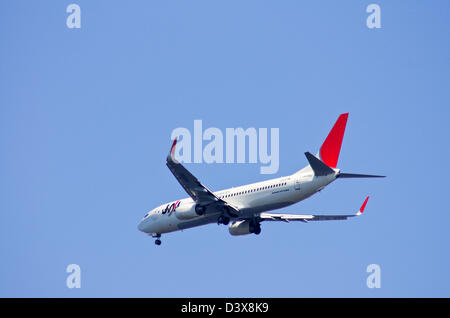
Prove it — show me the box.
[228,220,252,236]
[174,202,198,220]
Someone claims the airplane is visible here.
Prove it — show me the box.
[138,113,385,245]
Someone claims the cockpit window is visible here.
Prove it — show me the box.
[143,212,150,219]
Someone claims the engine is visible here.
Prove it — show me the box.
[174,202,199,220]
[228,220,252,236]
[229,220,262,236]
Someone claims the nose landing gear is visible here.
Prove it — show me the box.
[152,233,162,246]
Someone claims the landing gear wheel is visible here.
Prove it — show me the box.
[218,215,230,225]
[152,233,162,246]
[249,221,261,235]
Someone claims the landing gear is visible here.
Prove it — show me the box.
[249,220,261,235]
[217,215,230,225]
[152,233,162,246]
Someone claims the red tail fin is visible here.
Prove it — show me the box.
[319,113,348,168]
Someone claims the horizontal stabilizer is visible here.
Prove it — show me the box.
[337,173,386,179]
[305,152,335,176]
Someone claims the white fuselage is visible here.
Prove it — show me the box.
[137,166,339,236]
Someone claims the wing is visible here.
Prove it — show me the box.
[166,138,239,215]
[259,196,369,223]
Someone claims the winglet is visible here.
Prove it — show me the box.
[170,137,178,156]
[356,196,370,216]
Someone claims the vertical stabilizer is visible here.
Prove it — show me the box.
[319,113,348,168]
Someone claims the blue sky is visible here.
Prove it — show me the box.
[1,0,449,297]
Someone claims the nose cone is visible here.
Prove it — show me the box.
[137,220,145,232]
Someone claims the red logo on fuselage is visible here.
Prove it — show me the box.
[163,200,181,216]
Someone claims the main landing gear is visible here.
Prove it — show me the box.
[249,220,261,235]
[152,233,162,246]
[217,215,230,225]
